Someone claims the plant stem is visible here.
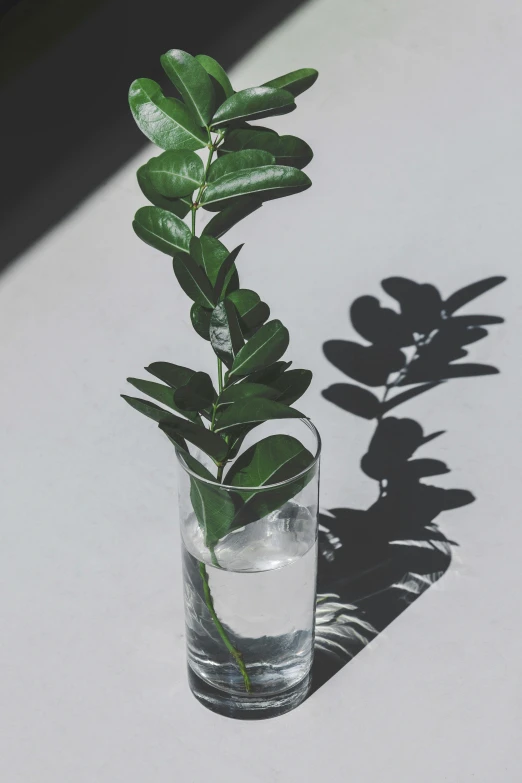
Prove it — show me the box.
[188,133,252,693]
[217,357,223,392]
[209,544,221,568]
[199,561,252,692]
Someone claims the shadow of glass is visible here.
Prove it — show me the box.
[312,275,505,691]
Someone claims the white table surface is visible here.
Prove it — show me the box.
[1,0,521,779]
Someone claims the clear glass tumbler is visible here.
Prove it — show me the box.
[176,418,321,719]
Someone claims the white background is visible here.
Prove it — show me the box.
[1,0,521,779]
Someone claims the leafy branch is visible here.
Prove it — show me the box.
[122,49,319,692]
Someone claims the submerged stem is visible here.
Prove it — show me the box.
[199,562,252,693]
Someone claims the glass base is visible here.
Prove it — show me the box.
[187,664,311,720]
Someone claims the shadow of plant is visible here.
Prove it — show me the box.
[313,275,505,691]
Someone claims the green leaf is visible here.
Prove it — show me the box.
[239,361,292,386]
[214,244,243,300]
[218,382,279,406]
[218,126,277,155]
[182,453,216,479]
[133,206,191,255]
[268,369,313,405]
[189,475,237,547]
[189,235,229,286]
[159,424,189,454]
[164,456,229,553]
[209,300,245,368]
[126,377,200,422]
[214,398,302,434]
[145,362,195,389]
[158,420,228,462]
[172,252,216,308]
[228,319,289,378]
[128,78,207,150]
[208,150,275,182]
[137,166,191,217]
[226,289,270,333]
[263,67,319,97]
[225,427,257,461]
[143,150,204,198]
[269,135,313,169]
[121,394,182,425]
[195,54,234,103]
[225,434,313,487]
[160,49,214,127]
[190,303,211,341]
[201,165,311,211]
[211,86,296,128]
[201,197,263,239]
[224,434,315,528]
[173,371,216,412]
[219,128,313,169]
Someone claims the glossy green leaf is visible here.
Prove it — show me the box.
[173,371,216,412]
[189,235,229,286]
[218,126,277,155]
[211,86,295,128]
[121,394,181,425]
[137,166,191,217]
[225,434,313,487]
[228,319,289,378]
[263,67,318,97]
[133,206,191,255]
[190,303,211,341]
[158,420,228,462]
[225,435,315,528]
[128,78,207,150]
[237,360,291,386]
[189,475,237,547]
[213,244,243,300]
[214,398,302,434]
[160,49,214,127]
[201,197,263,239]
[218,382,279,407]
[201,165,311,211]
[226,289,270,333]
[145,362,195,389]
[143,150,204,198]
[225,427,257,461]
[195,54,234,103]
[208,150,275,182]
[209,300,244,368]
[268,369,313,405]
[219,128,313,169]
[269,135,313,169]
[181,453,216,479]
[159,424,189,454]
[172,252,216,308]
[126,377,200,422]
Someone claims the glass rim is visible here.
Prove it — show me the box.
[175,418,321,492]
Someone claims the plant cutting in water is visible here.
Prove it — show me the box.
[122,49,318,694]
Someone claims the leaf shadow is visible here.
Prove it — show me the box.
[312,275,505,691]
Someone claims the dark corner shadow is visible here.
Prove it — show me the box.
[0,0,310,275]
[312,275,506,692]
